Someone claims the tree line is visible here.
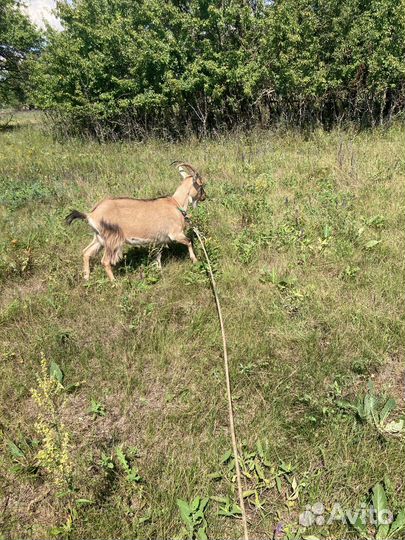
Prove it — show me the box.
[2,0,405,138]
[0,0,41,108]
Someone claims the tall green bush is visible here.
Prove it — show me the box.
[31,0,263,138]
[30,0,405,138]
[259,0,405,125]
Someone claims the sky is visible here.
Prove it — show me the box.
[22,0,62,30]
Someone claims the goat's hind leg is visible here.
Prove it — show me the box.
[83,235,102,280]
[101,251,116,282]
[100,231,124,282]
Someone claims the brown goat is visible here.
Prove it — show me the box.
[66,163,206,281]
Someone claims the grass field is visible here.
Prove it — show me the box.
[0,114,404,540]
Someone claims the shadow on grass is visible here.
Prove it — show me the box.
[115,243,190,275]
[0,123,25,133]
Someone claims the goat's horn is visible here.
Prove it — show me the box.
[171,161,197,176]
[181,162,197,174]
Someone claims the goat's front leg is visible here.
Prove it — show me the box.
[171,233,197,263]
[155,249,162,270]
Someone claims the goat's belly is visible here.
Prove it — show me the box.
[126,234,170,247]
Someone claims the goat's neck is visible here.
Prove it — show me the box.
[172,178,193,210]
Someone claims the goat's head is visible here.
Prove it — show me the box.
[172,161,206,208]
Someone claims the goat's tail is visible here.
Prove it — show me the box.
[66,209,87,225]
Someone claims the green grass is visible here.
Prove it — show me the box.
[0,114,404,540]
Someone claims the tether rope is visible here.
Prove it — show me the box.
[192,226,249,540]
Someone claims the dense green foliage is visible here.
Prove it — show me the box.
[0,0,42,107]
[261,0,405,124]
[30,0,405,138]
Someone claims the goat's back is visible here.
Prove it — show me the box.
[89,197,183,241]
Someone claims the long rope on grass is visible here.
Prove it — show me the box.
[193,226,249,540]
